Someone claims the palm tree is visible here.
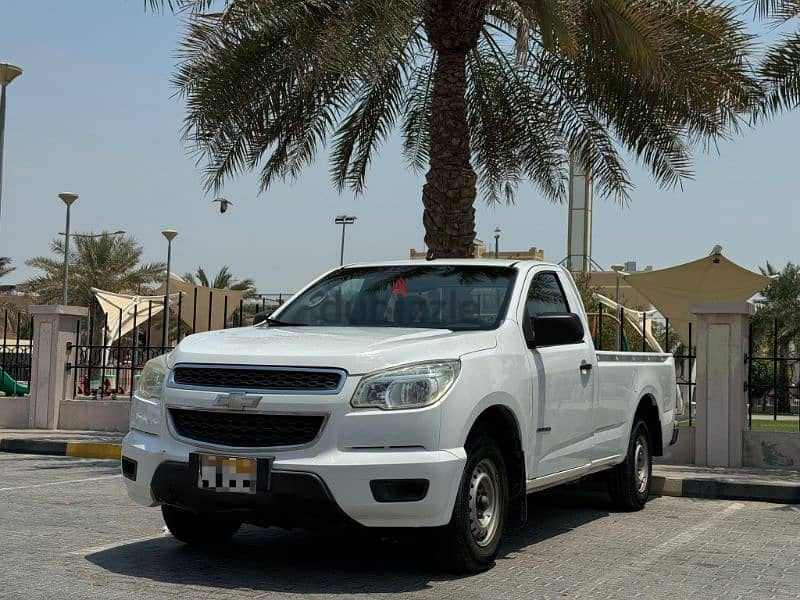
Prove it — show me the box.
[183,265,255,295]
[750,1,800,115]
[24,232,166,308]
[151,0,757,257]
[0,257,13,280]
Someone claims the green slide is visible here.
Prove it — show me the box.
[0,368,29,396]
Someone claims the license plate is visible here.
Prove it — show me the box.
[197,454,258,494]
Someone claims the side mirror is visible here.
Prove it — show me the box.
[530,313,585,347]
[253,311,272,326]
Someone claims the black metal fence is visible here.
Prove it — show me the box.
[587,302,696,426]
[0,309,34,394]
[68,292,252,399]
[747,318,800,429]
[252,293,293,314]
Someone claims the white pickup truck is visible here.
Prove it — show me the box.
[122,259,678,572]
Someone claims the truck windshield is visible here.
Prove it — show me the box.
[273,265,517,331]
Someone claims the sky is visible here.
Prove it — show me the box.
[1,1,798,293]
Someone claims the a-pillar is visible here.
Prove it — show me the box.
[692,302,753,467]
[28,305,87,429]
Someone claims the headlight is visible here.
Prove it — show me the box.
[130,354,169,434]
[351,360,461,410]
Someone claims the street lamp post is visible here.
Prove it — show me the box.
[334,215,356,266]
[0,63,23,236]
[494,227,501,259]
[59,193,79,305]
[162,230,178,348]
[611,264,625,350]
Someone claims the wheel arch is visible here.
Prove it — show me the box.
[464,404,527,523]
[635,393,663,456]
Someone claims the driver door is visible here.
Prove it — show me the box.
[525,271,596,477]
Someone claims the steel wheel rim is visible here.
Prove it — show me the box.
[468,458,501,547]
[634,435,650,495]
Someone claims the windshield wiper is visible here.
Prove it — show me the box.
[265,317,307,327]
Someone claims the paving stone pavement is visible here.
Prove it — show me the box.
[1,453,798,600]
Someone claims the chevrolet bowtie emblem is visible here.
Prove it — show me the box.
[213,392,262,410]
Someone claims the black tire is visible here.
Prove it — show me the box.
[436,434,508,574]
[161,505,241,546]
[609,417,652,511]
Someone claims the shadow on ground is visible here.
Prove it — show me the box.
[31,458,121,473]
[86,483,613,594]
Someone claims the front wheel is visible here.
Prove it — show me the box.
[161,505,241,546]
[609,417,652,511]
[436,434,508,573]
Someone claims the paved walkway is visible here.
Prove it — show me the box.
[3,453,799,600]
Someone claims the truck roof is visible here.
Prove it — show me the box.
[340,258,557,269]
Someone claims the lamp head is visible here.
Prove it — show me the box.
[0,63,23,86]
[162,230,178,242]
[334,215,357,225]
[58,192,79,206]
[610,264,625,273]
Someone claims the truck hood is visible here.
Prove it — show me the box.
[169,325,497,375]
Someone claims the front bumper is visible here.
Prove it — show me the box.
[122,429,465,528]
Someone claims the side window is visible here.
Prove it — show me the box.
[526,272,569,317]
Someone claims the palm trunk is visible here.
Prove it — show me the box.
[422,1,483,259]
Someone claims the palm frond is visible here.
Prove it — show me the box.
[466,35,567,204]
[759,31,800,114]
[402,59,435,173]
[748,0,800,21]
[24,233,165,307]
[170,0,757,232]
[0,257,14,280]
[330,32,419,193]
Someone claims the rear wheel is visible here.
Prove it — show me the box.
[609,417,652,511]
[436,434,508,573]
[161,505,241,546]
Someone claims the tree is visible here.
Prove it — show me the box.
[750,0,800,115]
[24,233,166,308]
[183,265,255,295]
[151,0,757,258]
[0,257,14,280]
[751,261,800,413]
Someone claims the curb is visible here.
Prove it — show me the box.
[651,475,800,504]
[0,438,122,460]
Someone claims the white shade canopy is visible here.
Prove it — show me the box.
[623,253,771,344]
[93,288,181,345]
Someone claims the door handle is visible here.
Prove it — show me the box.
[579,361,593,373]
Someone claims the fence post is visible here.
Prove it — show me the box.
[28,305,88,429]
[692,302,753,467]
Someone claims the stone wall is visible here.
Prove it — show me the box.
[57,400,130,432]
[743,431,799,469]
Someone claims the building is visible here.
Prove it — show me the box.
[410,240,544,261]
